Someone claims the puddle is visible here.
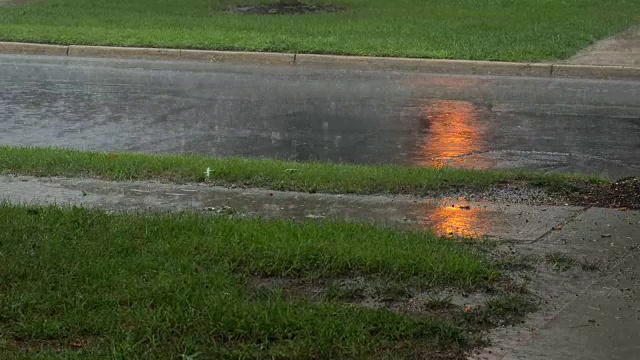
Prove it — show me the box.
[0,176,582,242]
[419,201,491,238]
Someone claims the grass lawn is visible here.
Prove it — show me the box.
[0,204,512,358]
[0,146,605,195]
[0,0,638,61]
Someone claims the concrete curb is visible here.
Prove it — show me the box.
[1,41,639,80]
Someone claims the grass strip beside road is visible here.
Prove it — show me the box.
[0,146,605,195]
[0,0,638,61]
[0,204,497,358]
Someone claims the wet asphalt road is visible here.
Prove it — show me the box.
[1,54,639,179]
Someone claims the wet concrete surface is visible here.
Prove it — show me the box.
[0,175,582,241]
[504,253,640,360]
[473,207,640,360]
[1,55,640,179]
[500,207,640,360]
[531,207,640,265]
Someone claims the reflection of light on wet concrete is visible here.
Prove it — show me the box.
[414,100,493,168]
[418,201,491,238]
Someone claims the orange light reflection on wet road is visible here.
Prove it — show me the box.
[415,100,489,168]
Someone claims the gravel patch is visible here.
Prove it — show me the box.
[429,183,568,206]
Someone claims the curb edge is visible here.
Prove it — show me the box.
[1,42,639,80]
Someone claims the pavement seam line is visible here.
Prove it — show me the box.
[530,206,589,244]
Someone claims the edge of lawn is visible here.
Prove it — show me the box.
[0,146,607,196]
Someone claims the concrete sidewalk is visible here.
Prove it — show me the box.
[474,207,640,360]
[0,175,582,241]
[1,175,638,359]
[569,27,640,67]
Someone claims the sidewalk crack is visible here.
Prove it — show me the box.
[530,206,589,243]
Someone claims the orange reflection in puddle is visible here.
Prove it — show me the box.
[421,204,490,238]
[415,100,492,168]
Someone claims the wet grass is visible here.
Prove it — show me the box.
[0,146,606,195]
[545,252,579,272]
[0,204,498,358]
[462,295,537,330]
[544,252,603,273]
[495,254,542,272]
[0,0,638,61]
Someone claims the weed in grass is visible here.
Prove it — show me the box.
[323,283,365,302]
[376,283,412,303]
[545,252,578,272]
[463,295,537,330]
[424,295,455,311]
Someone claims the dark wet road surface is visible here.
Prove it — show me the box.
[1,55,639,178]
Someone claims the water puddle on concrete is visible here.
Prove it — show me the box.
[0,176,582,242]
[418,200,490,238]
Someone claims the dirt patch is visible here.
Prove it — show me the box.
[228,2,347,15]
[571,177,640,210]
[249,275,534,326]
[249,276,410,308]
[247,274,540,360]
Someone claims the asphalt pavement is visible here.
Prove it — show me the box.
[1,54,639,179]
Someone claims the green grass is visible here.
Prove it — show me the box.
[0,146,605,196]
[544,252,602,272]
[463,295,537,329]
[545,252,578,272]
[0,0,638,61]
[0,204,498,358]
